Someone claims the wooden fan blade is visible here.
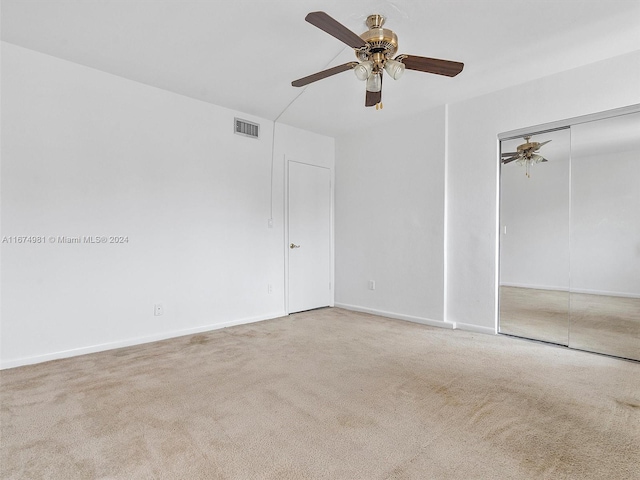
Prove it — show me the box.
[365,75,382,107]
[305,12,367,49]
[536,140,552,149]
[502,157,519,164]
[501,151,518,157]
[292,62,358,87]
[397,55,464,77]
[365,90,381,107]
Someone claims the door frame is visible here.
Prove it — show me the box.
[284,158,335,314]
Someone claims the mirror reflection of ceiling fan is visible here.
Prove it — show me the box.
[291,12,464,109]
[501,136,552,178]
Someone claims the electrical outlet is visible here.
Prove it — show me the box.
[368,280,376,290]
[268,284,273,294]
[154,304,164,316]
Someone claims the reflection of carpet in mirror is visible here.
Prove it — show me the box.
[570,293,640,361]
[499,286,640,361]
[499,287,570,346]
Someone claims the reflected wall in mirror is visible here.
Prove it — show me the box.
[499,128,571,345]
[569,112,640,361]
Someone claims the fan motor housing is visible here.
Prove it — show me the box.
[359,29,398,55]
[517,142,540,152]
[356,15,399,62]
[517,141,541,159]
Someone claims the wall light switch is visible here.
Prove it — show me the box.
[369,280,376,290]
[154,304,164,316]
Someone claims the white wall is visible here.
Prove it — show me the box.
[3,42,638,367]
[0,42,334,368]
[571,150,640,297]
[446,50,640,332]
[334,106,447,327]
[335,51,640,334]
[499,113,640,297]
[499,129,571,291]
[570,113,640,297]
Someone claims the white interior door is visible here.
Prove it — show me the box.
[288,161,331,313]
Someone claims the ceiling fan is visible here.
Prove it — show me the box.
[291,12,464,109]
[501,136,552,177]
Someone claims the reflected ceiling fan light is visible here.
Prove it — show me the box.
[384,59,405,80]
[354,61,373,81]
[366,72,382,92]
[505,136,552,178]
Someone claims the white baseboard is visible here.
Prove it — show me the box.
[0,311,287,370]
[568,288,640,299]
[500,283,639,299]
[334,303,453,330]
[500,282,568,292]
[453,322,496,335]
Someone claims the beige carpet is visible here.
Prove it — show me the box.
[1,308,639,479]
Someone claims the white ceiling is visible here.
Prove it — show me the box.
[2,0,639,137]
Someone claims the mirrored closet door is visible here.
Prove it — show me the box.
[499,128,571,346]
[499,109,640,361]
[568,113,640,360]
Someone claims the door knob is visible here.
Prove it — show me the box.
[290,243,300,249]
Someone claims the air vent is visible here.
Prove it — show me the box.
[234,118,260,139]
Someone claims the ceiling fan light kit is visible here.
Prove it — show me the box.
[366,73,382,93]
[354,61,373,81]
[291,12,464,108]
[383,59,405,80]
